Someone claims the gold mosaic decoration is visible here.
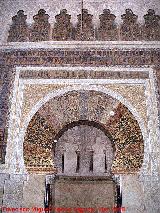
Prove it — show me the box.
[21,84,146,128]
[21,84,66,125]
[24,112,55,172]
[106,103,144,173]
[24,91,144,174]
[103,84,147,127]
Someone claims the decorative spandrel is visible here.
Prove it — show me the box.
[98,9,118,40]
[120,9,141,41]
[75,9,94,40]
[53,9,73,41]
[7,10,29,42]
[30,9,51,41]
[143,9,160,41]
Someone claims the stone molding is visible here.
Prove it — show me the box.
[1,40,160,50]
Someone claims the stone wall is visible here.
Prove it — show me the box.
[52,176,116,211]
[22,174,46,209]
[24,91,144,174]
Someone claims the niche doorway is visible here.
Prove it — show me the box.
[45,121,121,212]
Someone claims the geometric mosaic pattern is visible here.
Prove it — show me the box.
[24,91,144,174]
[107,103,144,173]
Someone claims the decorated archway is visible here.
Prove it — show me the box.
[23,90,144,174]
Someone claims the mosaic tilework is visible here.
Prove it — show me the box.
[103,84,147,126]
[1,49,159,66]
[98,9,118,41]
[7,9,160,41]
[120,9,141,41]
[30,9,51,42]
[75,9,94,41]
[0,48,158,167]
[21,84,66,125]
[7,10,29,42]
[23,91,144,174]
[24,112,55,171]
[106,103,144,173]
[53,9,73,41]
[20,83,147,130]
[0,0,160,211]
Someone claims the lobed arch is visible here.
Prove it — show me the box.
[22,85,145,174]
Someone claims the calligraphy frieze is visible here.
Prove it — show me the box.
[19,70,149,80]
[0,49,159,66]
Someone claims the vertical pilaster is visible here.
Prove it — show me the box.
[2,174,27,212]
